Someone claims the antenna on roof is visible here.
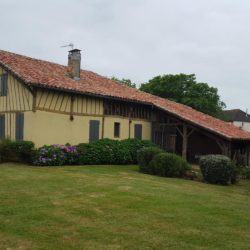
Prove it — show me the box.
[61,43,74,50]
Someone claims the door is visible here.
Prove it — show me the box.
[134,124,142,140]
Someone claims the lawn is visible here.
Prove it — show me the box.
[0,164,250,250]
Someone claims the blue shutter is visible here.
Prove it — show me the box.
[134,124,142,140]
[89,120,100,142]
[0,114,5,139]
[1,74,8,96]
[16,113,24,140]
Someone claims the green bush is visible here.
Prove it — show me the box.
[240,166,250,179]
[122,139,156,163]
[231,163,241,184]
[77,139,132,165]
[150,152,190,177]
[0,139,35,163]
[137,147,164,174]
[199,155,233,185]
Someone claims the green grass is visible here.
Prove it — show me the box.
[0,164,250,250]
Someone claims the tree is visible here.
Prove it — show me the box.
[111,77,136,88]
[140,74,226,118]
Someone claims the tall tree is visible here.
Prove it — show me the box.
[111,77,136,88]
[140,74,226,118]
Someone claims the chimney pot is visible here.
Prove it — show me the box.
[68,49,81,80]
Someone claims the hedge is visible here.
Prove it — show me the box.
[32,138,157,166]
[0,139,34,163]
[77,139,132,165]
[150,152,190,177]
[137,147,190,178]
[122,139,156,163]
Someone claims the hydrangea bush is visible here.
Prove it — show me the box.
[33,145,66,166]
[53,144,78,165]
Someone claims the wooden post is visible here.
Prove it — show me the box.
[101,116,105,139]
[128,119,132,139]
[32,89,37,112]
[182,124,187,160]
[69,95,74,121]
[228,142,232,159]
[247,146,250,166]
[216,140,232,158]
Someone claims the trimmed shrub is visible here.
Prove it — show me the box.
[32,145,66,166]
[137,147,164,174]
[199,155,233,185]
[122,139,156,163]
[77,139,132,165]
[0,139,35,163]
[150,152,190,177]
[230,163,241,184]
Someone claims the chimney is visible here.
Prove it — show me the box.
[68,49,81,80]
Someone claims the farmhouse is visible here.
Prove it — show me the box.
[224,109,250,132]
[1,49,250,164]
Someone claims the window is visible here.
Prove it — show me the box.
[89,120,100,142]
[114,122,120,138]
[16,113,24,140]
[0,74,8,96]
[134,124,142,140]
[0,114,5,139]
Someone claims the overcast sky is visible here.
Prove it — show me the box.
[1,0,250,110]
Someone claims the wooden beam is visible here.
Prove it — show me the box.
[101,116,105,139]
[216,140,224,152]
[70,95,75,121]
[216,139,232,158]
[187,128,195,138]
[128,119,132,139]
[247,146,250,166]
[176,126,183,137]
[32,89,37,112]
[182,124,188,160]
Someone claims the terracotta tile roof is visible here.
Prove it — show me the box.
[1,49,250,140]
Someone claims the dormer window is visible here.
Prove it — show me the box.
[0,74,8,96]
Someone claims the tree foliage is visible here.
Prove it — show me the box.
[140,74,226,118]
[111,77,136,88]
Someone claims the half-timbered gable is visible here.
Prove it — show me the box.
[0,66,33,140]
[35,89,103,116]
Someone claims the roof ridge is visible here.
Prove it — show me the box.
[224,109,242,112]
[0,49,67,69]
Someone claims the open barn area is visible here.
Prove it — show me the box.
[0,164,250,250]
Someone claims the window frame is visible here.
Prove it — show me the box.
[114,122,120,138]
